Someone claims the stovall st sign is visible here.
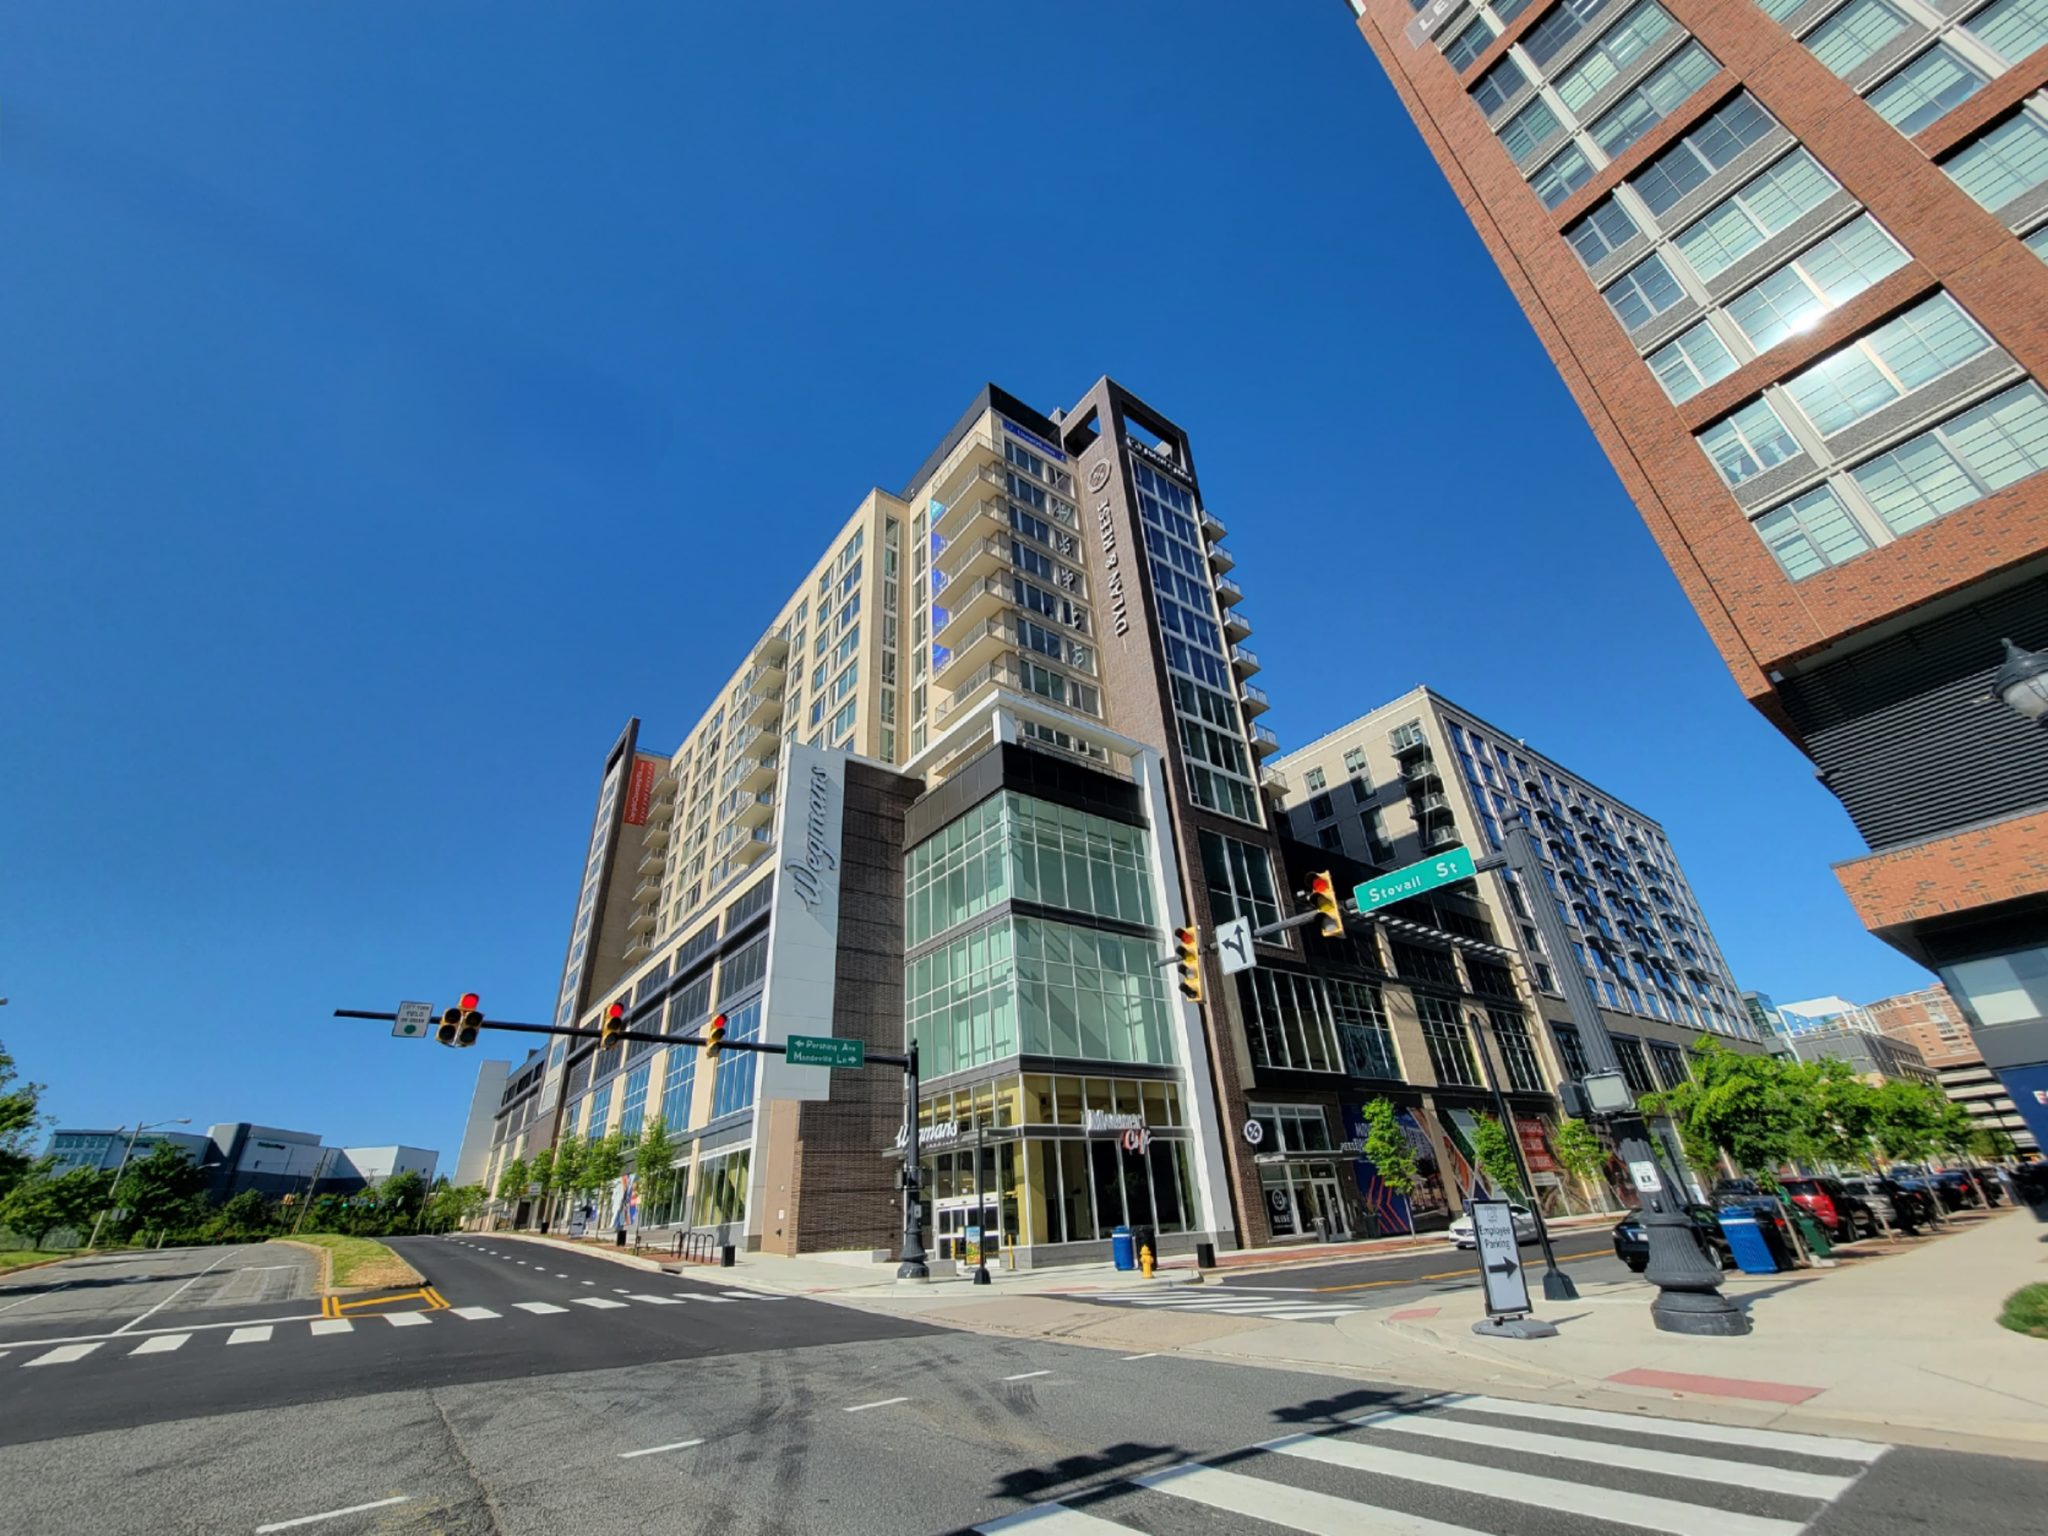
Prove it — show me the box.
[1353,846,1477,913]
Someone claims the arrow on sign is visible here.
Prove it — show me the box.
[1486,1257,1519,1276]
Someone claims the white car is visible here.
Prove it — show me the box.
[1446,1203,1539,1249]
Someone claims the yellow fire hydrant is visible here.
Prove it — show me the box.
[1139,1243,1155,1279]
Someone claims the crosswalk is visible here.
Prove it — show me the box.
[0,1287,791,1370]
[1079,1287,1361,1323]
[972,1394,1886,1535]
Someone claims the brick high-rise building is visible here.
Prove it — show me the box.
[1342,0,2048,1138]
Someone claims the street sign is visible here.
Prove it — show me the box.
[1470,1199,1531,1318]
[393,1001,432,1039]
[1352,847,1477,913]
[1628,1159,1663,1193]
[786,1034,865,1069]
[1242,1118,1265,1145]
[1216,916,1256,977]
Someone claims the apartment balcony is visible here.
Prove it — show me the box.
[737,751,778,795]
[1258,763,1291,798]
[1400,753,1440,784]
[928,434,1007,510]
[748,631,789,675]
[632,876,662,904]
[1424,822,1464,850]
[734,789,775,829]
[1249,723,1281,758]
[1413,791,1451,817]
[1214,575,1245,608]
[726,722,770,762]
[933,613,1013,686]
[938,655,1014,725]
[1208,542,1236,573]
[732,825,774,866]
[935,576,1010,649]
[1222,607,1252,642]
[937,534,1010,592]
[622,934,652,963]
[1230,644,1260,677]
[1239,682,1270,718]
[742,687,783,730]
[627,905,657,935]
[636,844,665,877]
[1199,508,1226,542]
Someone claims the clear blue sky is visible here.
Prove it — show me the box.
[0,2,1932,1165]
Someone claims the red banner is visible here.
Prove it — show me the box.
[1516,1116,1557,1173]
[623,758,658,826]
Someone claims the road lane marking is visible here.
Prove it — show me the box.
[1438,1395,1887,1462]
[1313,1247,1610,1292]
[513,1302,569,1314]
[0,1311,322,1352]
[1136,1460,1485,1535]
[722,1290,784,1300]
[625,1294,684,1305]
[114,1243,252,1334]
[309,1319,353,1336]
[129,1333,190,1355]
[580,1280,595,1286]
[555,1273,568,1279]
[255,1495,412,1532]
[385,1312,432,1327]
[618,1438,704,1459]
[571,1297,628,1309]
[696,1295,735,1303]
[974,1504,1133,1532]
[1120,1353,1162,1361]
[448,1306,500,1321]
[844,1397,910,1413]
[227,1326,274,1345]
[1003,1370,1051,1381]
[25,1343,103,1366]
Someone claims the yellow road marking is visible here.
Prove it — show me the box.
[333,1287,440,1314]
[1314,1246,1611,1293]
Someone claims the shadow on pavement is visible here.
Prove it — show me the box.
[990,1441,1184,1503]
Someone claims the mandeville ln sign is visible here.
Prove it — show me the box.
[1353,846,1477,913]
[785,1034,865,1069]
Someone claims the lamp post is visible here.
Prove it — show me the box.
[1470,1008,1577,1302]
[1994,638,2048,727]
[1490,815,1748,1336]
[896,1041,930,1281]
[87,1117,192,1249]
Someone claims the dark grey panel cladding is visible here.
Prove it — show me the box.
[903,741,1146,848]
[1779,576,2048,849]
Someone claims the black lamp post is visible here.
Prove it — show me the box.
[1994,638,2048,728]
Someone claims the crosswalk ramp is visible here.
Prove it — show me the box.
[971,1394,1886,1535]
[1079,1287,1361,1323]
[0,1287,795,1369]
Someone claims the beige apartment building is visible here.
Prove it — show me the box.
[1869,983,2038,1152]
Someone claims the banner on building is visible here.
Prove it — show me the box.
[622,757,659,826]
[758,741,845,1103]
[1516,1116,1557,1173]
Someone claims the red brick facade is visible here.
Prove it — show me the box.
[1835,805,2048,936]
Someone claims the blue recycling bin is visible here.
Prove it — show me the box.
[1716,1205,1780,1275]
[1111,1225,1136,1271]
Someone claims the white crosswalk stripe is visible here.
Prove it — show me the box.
[226,1326,273,1345]
[970,1396,1887,1536]
[625,1294,684,1305]
[25,1343,101,1366]
[448,1306,500,1321]
[513,1302,570,1314]
[571,1297,629,1309]
[309,1319,352,1336]
[385,1311,432,1327]
[1085,1290,1359,1322]
[129,1334,190,1355]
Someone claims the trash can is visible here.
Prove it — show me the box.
[1716,1206,1779,1275]
[1789,1208,1832,1258]
[1110,1225,1136,1272]
[1194,1240,1217,1269]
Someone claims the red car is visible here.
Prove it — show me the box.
[1780,1177,1877,1240]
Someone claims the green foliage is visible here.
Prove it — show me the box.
[495,1157,530,1204]
[1999,1283,2048,1340]
[585,1132,625,1196]
[112,1142,210,1238]
[526,1146,554,1199]
[1642,1040,1808,1184]
[1359,1098,1417,1197]
[1870,1079,1948,1163]
[209,1189,281,1239]
[0,1042,45,1198]
[379,1171,427,1216]
[550,1138,587,1200]
[1972,1127,2019,1160]
[421,1182,486,1232]
[1468,1114,1526,1199]
[0,1162,111,1246]
[1797,1059,1882,1170]
[1549,1117,1608,1188]
[633,1119,680,1222]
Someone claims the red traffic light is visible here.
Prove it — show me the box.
[1309,873,1333,898]
[459,992,480,1012]
[607,1002,625,1022]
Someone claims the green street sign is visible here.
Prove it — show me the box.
[1353,846,1477,913]
[786,1034,866,1069]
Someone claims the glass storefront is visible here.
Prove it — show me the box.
[1249,1102,1356,1240]
[915,1071,1201,1260]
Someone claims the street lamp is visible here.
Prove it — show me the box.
[1994,638,2048,727]
[88,1117,193,1249]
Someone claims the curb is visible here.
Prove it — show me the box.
[268,1238,424,1298]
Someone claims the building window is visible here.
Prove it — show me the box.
[1442,15,1497,70]
[1343,746,1367,775]
[1418,996,1481,1087]
[1806,0,1912,79]
[1471,55,1529,117]
[1392,939,1461,988]
[1849,382,2048,539]
[1587,42,1719,160]
[1603,252,1687,330]
[1963,0,2048,66]
[1524,0,1623,66]
[1753,484,1874,576]
[1614,1035,1657,1096]
[906,921,1016,1078]
[1200,829,1282,934]
[1554,4,1675,114]
[660,1044,696,1132]
[690,1147,749,1229]
[1329,978,1401,1079]
[1239,969,1340,1073]
[709,999,761,1120]
[1500,96,1565,167]
[1941,102,2048,211]
[1698,396,1802,485]
[618,1064,652,1141]
[1630,92,1777,216]
[1724,215,1907,353]
[1490,1007,1547,1093]
[1868,46,1988,134]
[1781,291,1991,437]
[1568,197,1643,266]
[1648,1040,1692,1089]
[1649,318,1738,403]
[1533,143,1595,208]
[585,1081,613,1143]
[1672,149,1839,281]
[1303,766,1326,792]
[1551,1021,1592,1079]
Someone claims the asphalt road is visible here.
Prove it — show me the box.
[0,1241,320,1345]
[1213,1225,1632,1300]
[0,1234,2037,1535]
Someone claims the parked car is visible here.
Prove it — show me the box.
[1931,1169,1991,1209]
[1837,1175,1898,1227]
[1611,1205,1734,1273]
[1780,1176,1878,1240]
[1446,1203,1538,1249]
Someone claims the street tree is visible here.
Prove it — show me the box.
[379,1170,428,1228]
[1550,1117,1609,1207]
[495,1157,530,1207]
[1359,1097,1418,1200]
[1871,1079,1947,1164]
[209,1189,280,1240]
[0,1163,111,1247]
[633,1118,679,1225]
[551,1138,587,1218]
[1469,1114,1526,1199]
[112,1142,209,1238]
[0,1042,45,1199]
[585,1133,626,1220]
[526,1146,555,1222]
[1641,1040,1807,1185]
[1798,1059,1884,1170]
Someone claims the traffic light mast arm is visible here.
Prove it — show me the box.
[330,1010,912,1067]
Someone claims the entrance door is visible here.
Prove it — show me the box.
[1308,1177,1352,1241]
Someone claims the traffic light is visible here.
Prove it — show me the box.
[1173,927,1202,1003]
[704,1012,729,1060]
[1308,871,1344,939]
[600,1000,627,1050]
[437,992,482,1047]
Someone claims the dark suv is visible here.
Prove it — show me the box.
[1611,1204,1734,1272]
[1780,1176,1877,1240]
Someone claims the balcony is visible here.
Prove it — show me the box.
[737,752,778,795]
[1258,763,1291,797]
[738,654,784,697]
[1222,607,1252,642]
[933,613,1013,686]
[733,825,774,865]
[1230,644,1260,677]
[1413,791,1451,817]
[938,656,1015,725]
[931,484,1008,543]
[749,632,789,669]
[1214,574,1245,608]
[1400,753,1440,783]
[936,534,1011,593]
[1424,823,1464,850]
[637,844,665,877]
[735,789,775,829]
[742,687,783,730]
[1199,509,1226,542]
[1239,682,1270,718]
[935,576,1011,649]
[726,722,770,762]
[623,934,652,963]
[633,876,662,904]
[627,905,657,935]
[1250,723,1281,758]
[1208,542,1236,573]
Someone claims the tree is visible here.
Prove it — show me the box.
[1468,1114,1526,1199]
[1640,1040,1808,1186]
[1972,1127,2019,1161]
[1798,1059,1883,1170]
[634,1118,679,1226]
[1550,1116,1609,1204]
[0,1042,45,1199]
[0,1163,111,1247]
[495,1157,530,1206]
[112,1142,209,1238]
[1359,1098,1418,1198]
[1871,1079,1947,1164]
[585,1133,626,1220]
[209,1189,280,1240]
[379,1170,427,1226]
[526,1146,555,1216]
[550,1138,587,1213]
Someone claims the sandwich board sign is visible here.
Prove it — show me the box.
[1470,1198,1531,1319]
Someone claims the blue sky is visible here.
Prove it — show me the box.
[0,2,1932,1165]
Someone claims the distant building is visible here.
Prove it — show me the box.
[41,1122,438,1199]
[337,1146,438,1187]
[1772,1028,1936,1087]
[1741,991,1784,1038]
[1774,997,1881,1036]
[1868,985,1976,1071]
[42,1128,213,1175]
[452,1060,511,1189]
